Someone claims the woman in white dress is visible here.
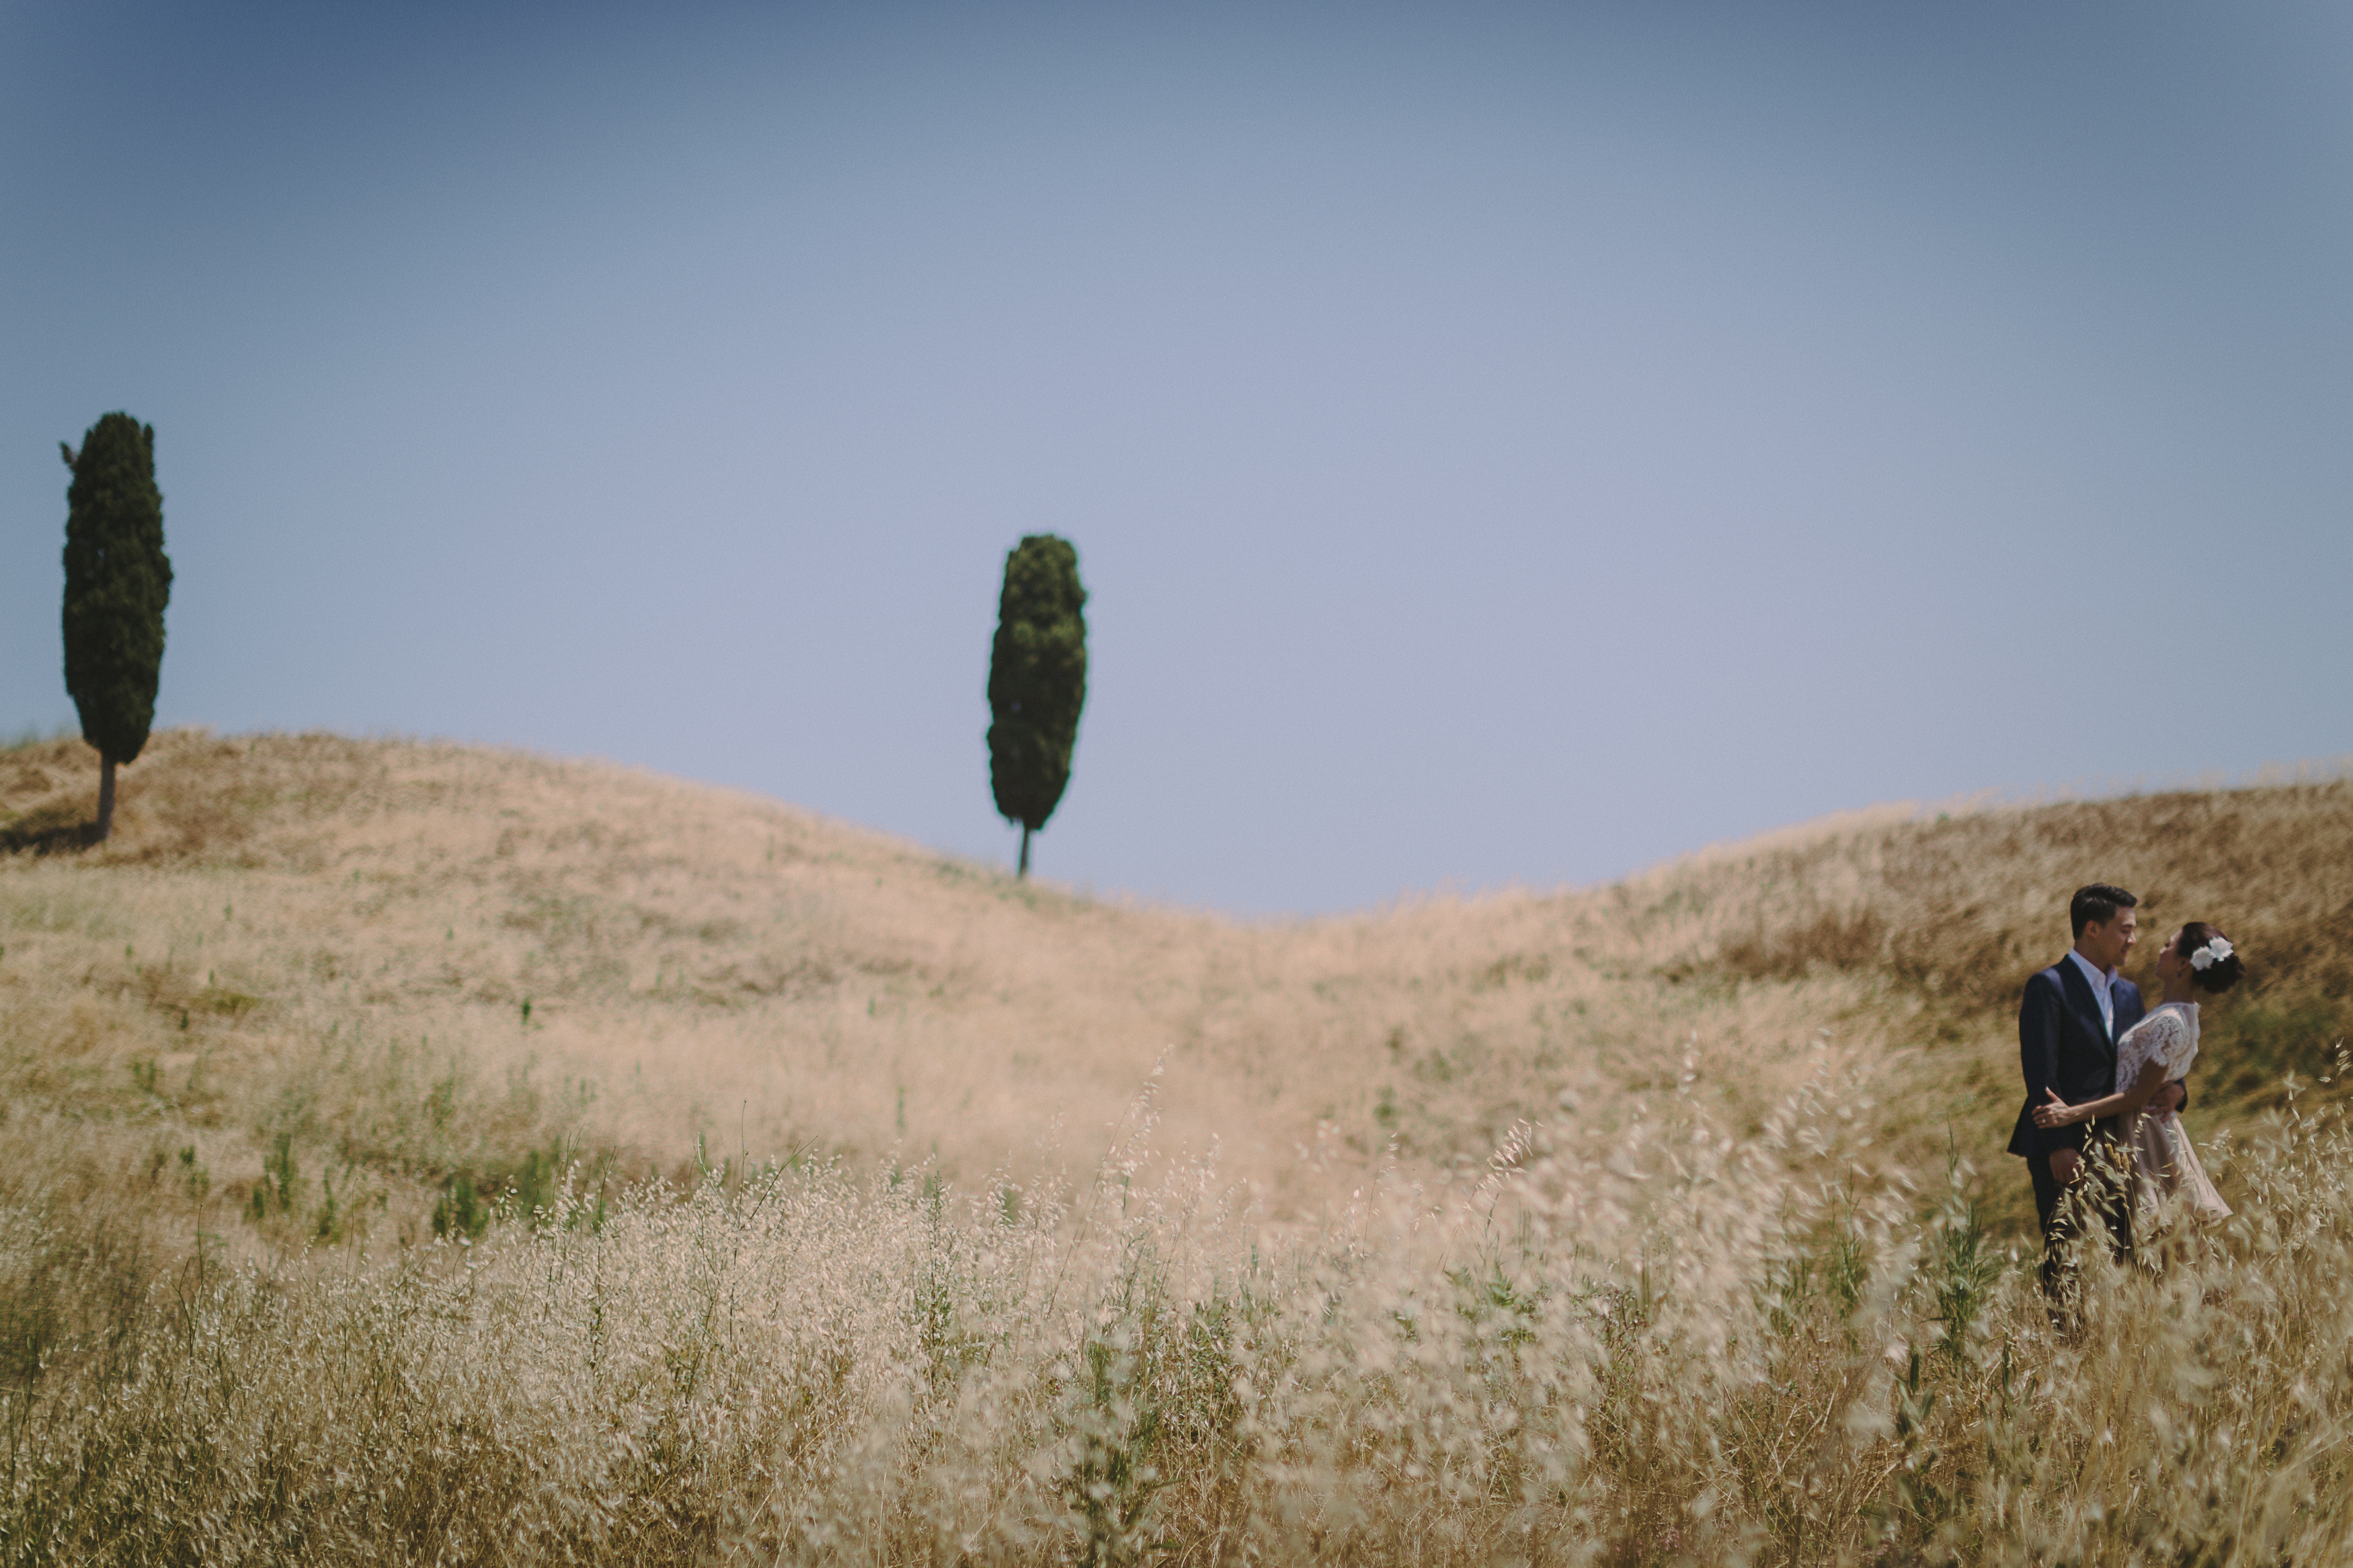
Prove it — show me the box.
[2034,921,2239,1224]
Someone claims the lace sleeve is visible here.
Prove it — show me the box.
[2136,1009,2189,1082]
[2159,1012,2199,1079]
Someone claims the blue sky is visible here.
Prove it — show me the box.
[5,2,2348,913]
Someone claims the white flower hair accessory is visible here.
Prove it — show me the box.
[2191,935,2235,971]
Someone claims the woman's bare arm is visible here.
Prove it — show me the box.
[2032,1056,2169,1130]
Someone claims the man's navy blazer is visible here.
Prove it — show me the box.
[2008,958,2147,1160]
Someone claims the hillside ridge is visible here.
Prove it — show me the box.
[4,729,2348,1245]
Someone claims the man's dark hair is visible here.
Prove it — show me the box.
[2070,882,2138,938]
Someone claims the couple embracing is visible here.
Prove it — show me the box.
[2009,882,2237,1294]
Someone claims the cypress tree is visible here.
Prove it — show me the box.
[986,535,1087,878]
[61,412,172,843]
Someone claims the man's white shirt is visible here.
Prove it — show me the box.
[2067,948,2117,1041]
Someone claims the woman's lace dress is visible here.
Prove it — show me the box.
[2113,1001,2231,1222]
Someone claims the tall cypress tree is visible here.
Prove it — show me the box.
[61,413,172,843]
[987,535,1087,878]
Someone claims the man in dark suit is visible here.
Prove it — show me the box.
[2009,882,2185,1296]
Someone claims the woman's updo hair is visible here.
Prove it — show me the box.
[2176,921,2245,995]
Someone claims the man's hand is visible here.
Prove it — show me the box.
[2049,1147,2083,1184]
[2152,1080,2186,1115]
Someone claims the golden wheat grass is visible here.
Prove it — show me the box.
[4,731,2350,1562]
[10,1062,2353,1565]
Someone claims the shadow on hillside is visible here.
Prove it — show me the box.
[0,808,99,856]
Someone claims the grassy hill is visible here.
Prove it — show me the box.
[6,731,2352,1565]
[5,731,2345,1241]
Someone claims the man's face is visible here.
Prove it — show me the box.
[2082,907,2138,971]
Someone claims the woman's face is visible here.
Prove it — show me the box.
[2155,928,2187,981]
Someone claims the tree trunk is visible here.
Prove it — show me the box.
[95,753,116,843]
[1019,825,1031,879]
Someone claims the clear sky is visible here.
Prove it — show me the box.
[5,2,2348,913]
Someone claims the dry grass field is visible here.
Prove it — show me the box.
[5,731,2351,1565]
